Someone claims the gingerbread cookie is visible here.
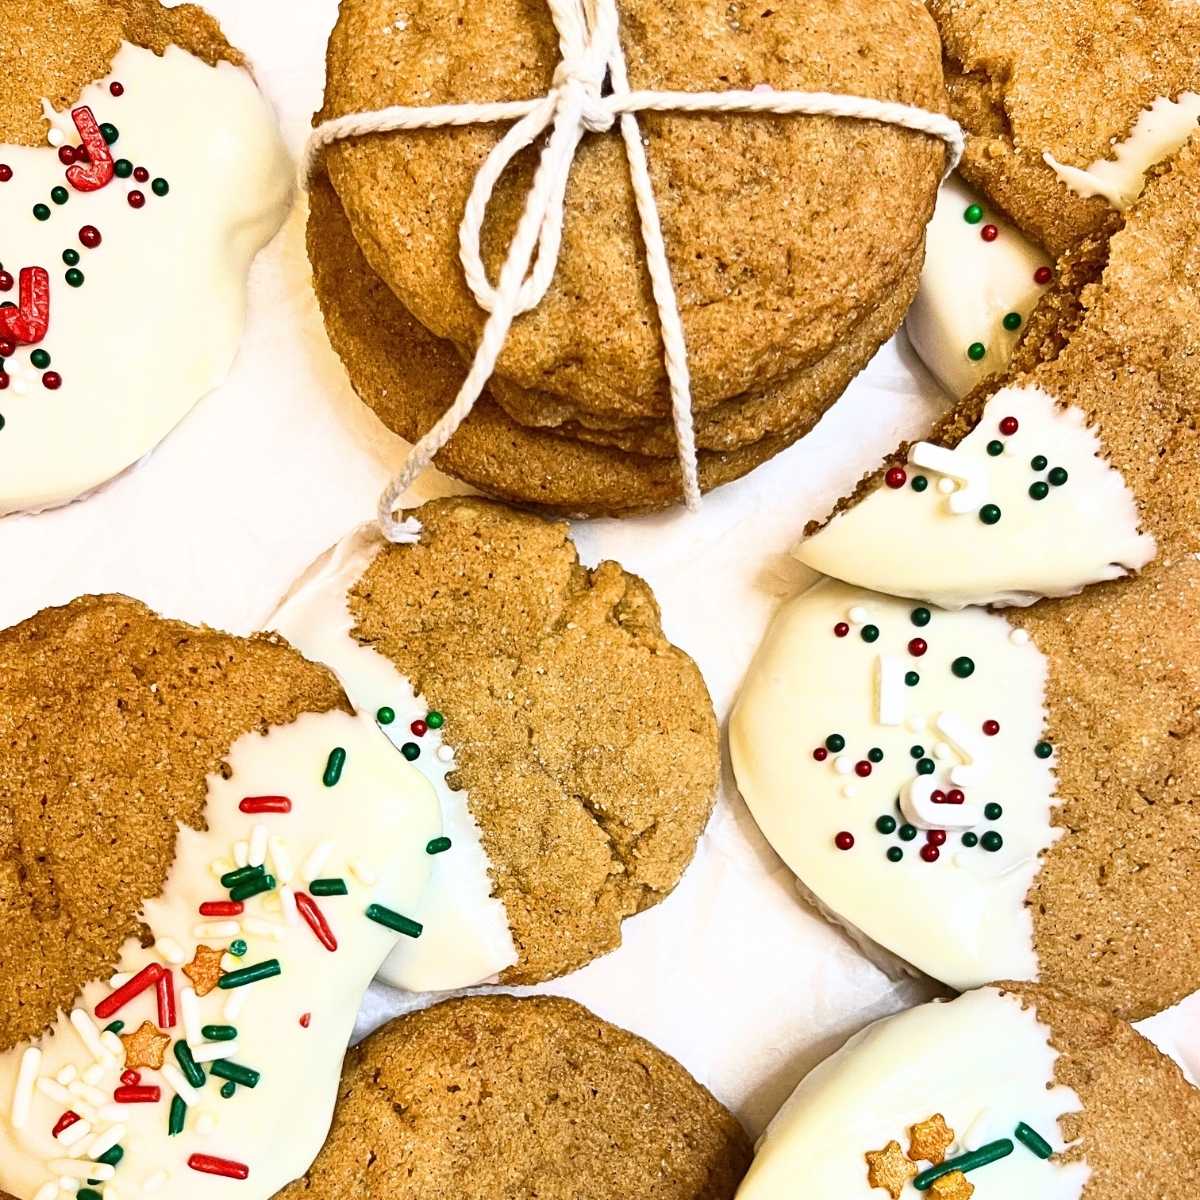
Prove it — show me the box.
[737,984,1200,1200]
[796,137,1200,608]
[0,0,290,516]
[277,995,751,1199]
[268,497,720,988]
[0,595,449,1198]
[731,555,1200,1019]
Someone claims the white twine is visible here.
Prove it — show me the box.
[304,0,964,543]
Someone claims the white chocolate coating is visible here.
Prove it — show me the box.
[731,577,1060,990]
[1045,93,1200,210]
[268,525,518,992]
[795,386,1155,608]
[906,176,1052,399]
[0,709,439,1199]
[0,43,291,515]
[737,988,1089,1200]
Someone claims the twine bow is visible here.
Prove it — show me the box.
[304,0,964,542]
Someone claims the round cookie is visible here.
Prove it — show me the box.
[0,595,447,1199]
[931,0,1200,258]
[268,497,720,989]
[796,137,1200,608]
[317,0,946,422]
[737,983,1200,1200]
[276,994,751,1200]
[0,0,291,515]
[731,556,1200,1020]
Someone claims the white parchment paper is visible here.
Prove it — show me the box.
[0,0,1194,1140]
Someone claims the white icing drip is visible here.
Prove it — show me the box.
[1045,92,1200,209]
[0,44,291,515]
[268,524,518,991]
[737,988,1090,1200]
[730,577,1061,990]
[0,710,440,1199]
[796,386,1156,608]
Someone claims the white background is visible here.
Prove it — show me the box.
[1,0,1195,1139]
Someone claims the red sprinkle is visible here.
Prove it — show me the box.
[42,371,62,390]
[156,968,176,1030]
[299,1013,312,1028]
[95,962,162,1019]
[920,843,940,863]
[833,622,850,638]
[0,272,12,292]
[295,891,338,953]
[926,829,947,846]
[51,1110,81,1138]
[0,339,14,357]
[907,637,927,657]
[999,415,1019,436]
[1034,265,1053,285]
[834,831,855,851]
[79,225,102,249]
[239,795,292,814]
[128,190,146,209]
[930,790,947,804]
[946,789,965,806]
[57,145,77,166]
[121,1070,141,1086]
[854,761,872,778]
[812,747,829,762]
[189,1154,250,1181]
[0,164,11,182]
[114,1085,161,1104]
[410,719,428,737]
[885,466,907,489]
[110,82,125,97]
[133,166,150,183]
[982,719,1000,736]
[199,900,244,917]
[981,224,999,242]
[0,374,8,390]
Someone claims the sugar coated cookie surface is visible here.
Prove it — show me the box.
[0,597,444,1198]
[270,498,720,986]
[732,558,1200,1018]
[737,984,1200,1200]
[0,2,290,515]
[276,994,752,1199]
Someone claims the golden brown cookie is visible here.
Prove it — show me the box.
[317,0,946,423]
[275,995,752,1200]
[931,0,1200,257]
[270,496,721,987]
[738,983,1200,1200]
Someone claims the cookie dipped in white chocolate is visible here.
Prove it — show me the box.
[0,43,290,515]
[906,176,1053,399]
[268,525,519,992]
[0,708,439,1199]
[737,988,1089,1200]
[730,577,1060,990]
[794,387,1155,608]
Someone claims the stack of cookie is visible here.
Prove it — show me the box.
[308,0,950,516]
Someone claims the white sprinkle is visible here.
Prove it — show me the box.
[69,1009,110,1064]
[193,921,240,938]
[81,1064,104,1086]
[161,1064,202,1106]
[248,824,269,868]
[55,1120,92,1149]
[937,477,957,494]
[156,937,186,965]
[1009,628,1030,645]
[34,1182,59,1200]
[233,840,250,868]
[224,989,249,1022]
[13,379,29,396]
[349,858,377,886]
[436,744,454,763]
[279,885,300,927]
[49,1161,113,1181]
[189,1040,237,1064]
[847,605,869,625]
[87,1124,126,1160]
[301,841,335,883]
[243,916,285,939]
[833,755,853,776]
[36,1077,73,1106]
[54,1064,78,1086]
[68,1080,106,1107]
[841,784,858,799]
[181,986,202,1046]
[108,973,132,989]
[269,837,294,884]
[99,1031,125,1060]
[47,127,65,147]
[196,1111,217,1137]
[144,1169,171,1193]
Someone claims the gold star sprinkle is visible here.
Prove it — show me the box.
[865,1140,918,1199]
[909,1113,956,1164]
[120,1020,171,1070]
[930,1170,974,1200]
[183,944,225,996]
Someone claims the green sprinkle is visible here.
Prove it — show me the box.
[96,1144,124,1166]
[867,747,884,763]
[984,802,1003,820]
[425,710,444,729]
[911,475,928,492]
[174,1040,205,1089]
[151,177,169,197]
[401,742,421,761]
[916,758,935,775]
[210,1059,261,1089]
[914,1140,1013,1190]
[904,671,920,687]
[910,607,931,628]
[220,1081,237,1099]
[62,247,80,265]
[886,846,904,862]
[898,824,918,842]
[365,903,423,939]
[979,503,1002,525]
[102,1020,125,1035]
[910,745,925,759]
[220,863,265,889]
[986,440,1004,457]
[961,831,979,848]
[981,831,1004,852]
[33,203,50,221]
[860,624,880,644]
[951,656,976,679]
[1048,466,1068,486]
[310,877,349,896]
[964,203,984,224]
[1014,1121,1054,1159]
[1002,311,1023,331]
[967,341,986,362]
[875,815,897,835]
[376,706,395,725]
[100,122,119,144]
[1035,740,1054,759]
[30,349,50,369]
[825,734,846,753]
[426,837,453,855]
[229,872,276,903]
[323,746,346,786]
[201,1024,238,1042]
[168,1094,187,1136]
[1031,455,1048,471]
[218,958,282,990]
[65,268,84,287]
[115,158,133,178]
[229,938,248,958]
[1029,481,1050,500]
[77,1192,102,1200]
[50,185,68,205]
